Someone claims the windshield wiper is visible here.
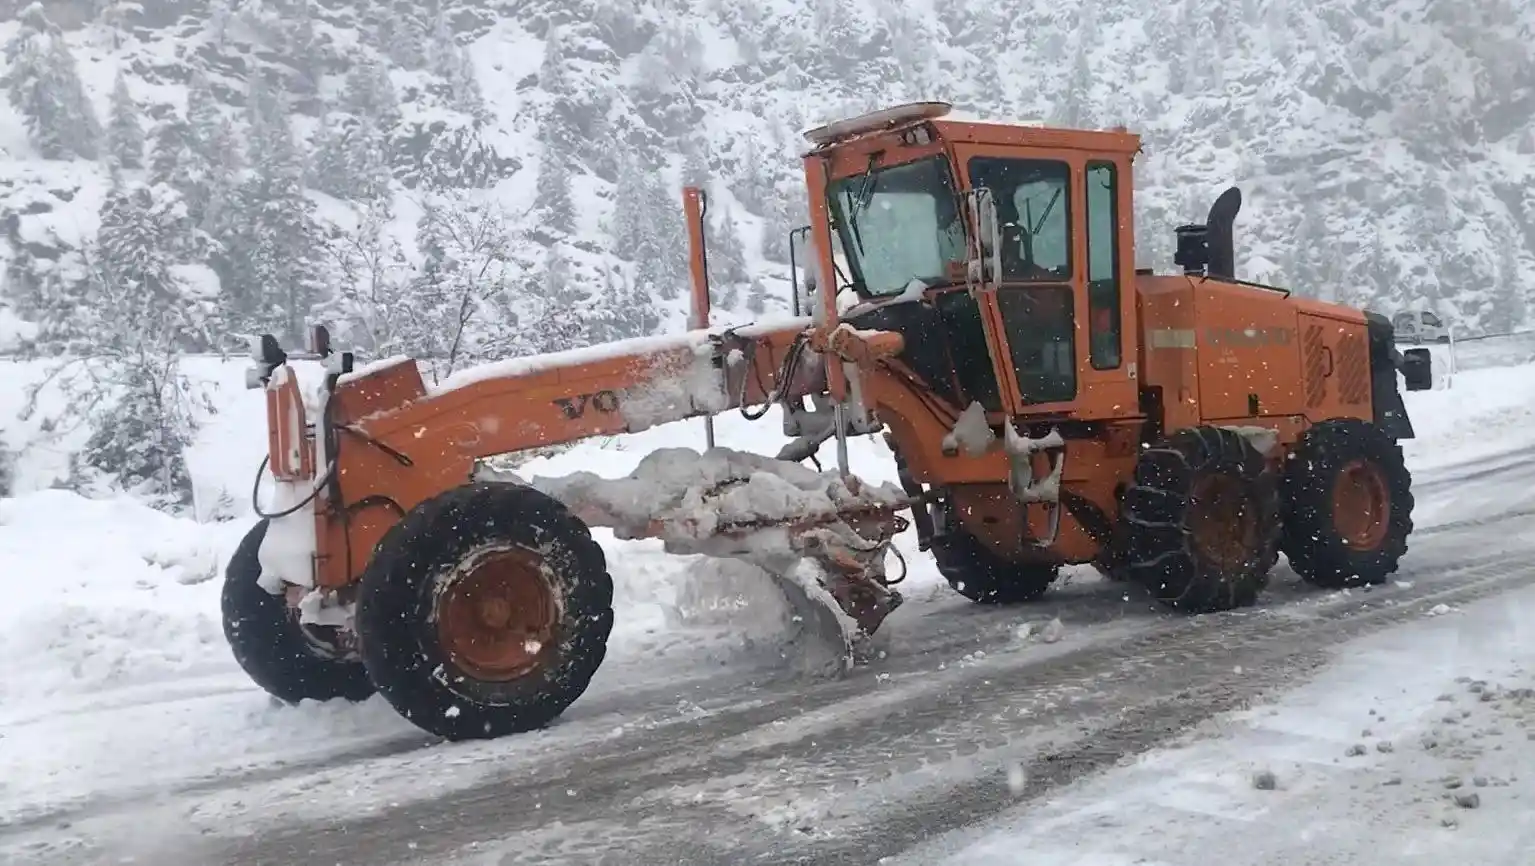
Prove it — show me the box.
[846,154,881,253]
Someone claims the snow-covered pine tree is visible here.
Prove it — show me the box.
[527,244,591,352]
[97,181,187,317]
[344,121,394,204]
[339,59,403,133]
[585,265,660,343]
[680,135,710,187]
[359,3,399,58]
[69,186,213,509]
[609,151,651,256]
[745,277,770,315]
[334,58,408,191]
[611,149,686,301]
[307,112,353,199]
[429,6,459,79]
[221,73,322,344]
[731,134,773,214]
[3,3,102,160]
[760,189,805,265]
[535,128,576,239]
[106,70,144,170]
[205,0,233,45]
[310,113,393,204]
[1,254,41,324]
[283,0,322,95]
[707,205,750,299]
[450,48,491,123]
[70,330,202,509]
[3,246,91,355]
[618,269,661,338]
[1054,36,1096,129]
[583,85,631,183]
[388,1,433,70]
[153,76,237,236]
[186,69,238,171]
[534,27,580,239]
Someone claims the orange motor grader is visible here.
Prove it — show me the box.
[222,101,1435,740]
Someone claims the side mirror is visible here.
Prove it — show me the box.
[246,333,286,389]
[1400,347,1433,391]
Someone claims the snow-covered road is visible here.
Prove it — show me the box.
[4,358,1535,865]
[895,582,1535,866]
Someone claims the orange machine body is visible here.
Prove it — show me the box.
[260,102,1398,591]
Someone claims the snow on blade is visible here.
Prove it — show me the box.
[525,447,909,670]
[527,446,904,542]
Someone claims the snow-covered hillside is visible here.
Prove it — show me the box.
[1,0,1533,368]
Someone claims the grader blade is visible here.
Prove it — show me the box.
[519,447,910,669]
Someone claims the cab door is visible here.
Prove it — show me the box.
[950,143,1139,421]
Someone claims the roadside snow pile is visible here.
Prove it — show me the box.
[0,489,249,713]
[1400,361,1535,468]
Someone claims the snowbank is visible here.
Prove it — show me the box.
[0,490,248,711]
[1397,360,1535,470]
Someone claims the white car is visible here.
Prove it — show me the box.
[1392,310,1449,344]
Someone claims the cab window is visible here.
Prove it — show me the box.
[1085,162,1121,369]
[827,156,965,297]
[967,157,1071,281]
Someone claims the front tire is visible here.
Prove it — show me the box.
[1281,418,1413,589]
[1120,427,1280,612]
[221,520,376,704]
[930,503,1059,604]
[355,482,614,741]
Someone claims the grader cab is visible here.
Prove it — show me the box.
[223,101,1434,741]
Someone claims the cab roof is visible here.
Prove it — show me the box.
[800,101,1141,157]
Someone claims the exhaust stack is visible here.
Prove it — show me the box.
[1172,186,1243,280]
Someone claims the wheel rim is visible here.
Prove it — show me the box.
[1333,459,1390,550]
[1187,474,1258,571]
[435,545,559,682]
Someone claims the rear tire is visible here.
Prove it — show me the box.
[1121,427,1280,612]
[930,505,1059,604]
[221,520,376,704]
[355,482,614,741]
[1281,418,1413,589]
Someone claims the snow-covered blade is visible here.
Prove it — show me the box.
[509,446,913,663]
